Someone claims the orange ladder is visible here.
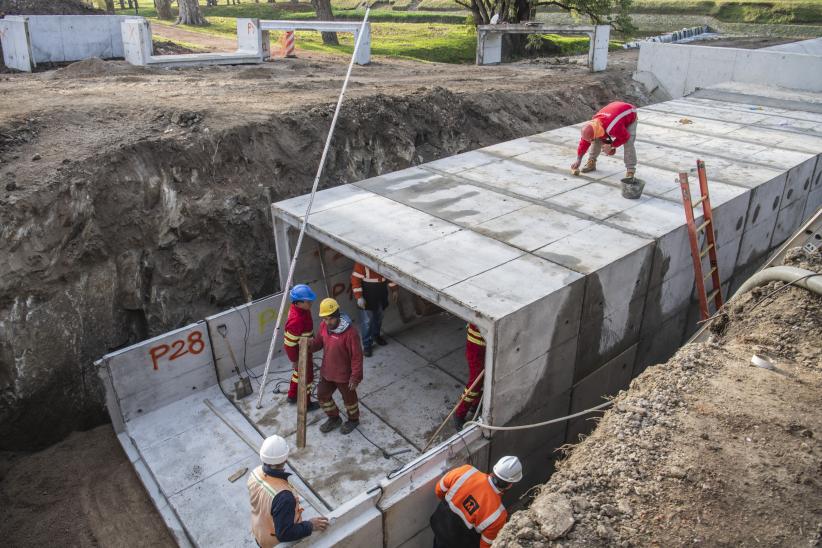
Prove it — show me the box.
[679,160,724,321]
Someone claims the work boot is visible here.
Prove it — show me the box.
[319,416,342,433]
[453,414,466,431]
[363,347,373,357]
[286,397,297,405]
[307,401,321,412]
[374,335,388,346]
[340,420,359,435]
[580,158,597,173]
[625,169,636,180]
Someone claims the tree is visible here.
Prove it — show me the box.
[455,0,633,32]
[310,0,339,46]
[177,0,207,25]
[104,0,115,12]
[154,0,173,19]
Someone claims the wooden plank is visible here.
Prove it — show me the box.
[296,337,309,449]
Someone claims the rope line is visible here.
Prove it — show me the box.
[255,9,372,409]
[463,400,613,431]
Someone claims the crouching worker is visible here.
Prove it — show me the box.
[311,298,364,435]
[248,435,328,547]
[430,456,523,548]
[571,101,638,179]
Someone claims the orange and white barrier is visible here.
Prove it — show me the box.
[281,30,296,58]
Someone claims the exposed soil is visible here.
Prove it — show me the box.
[0,0,100,16]
[0,424,175,547]
[496,247,822,547]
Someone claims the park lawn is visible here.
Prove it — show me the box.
[629,0,822,24]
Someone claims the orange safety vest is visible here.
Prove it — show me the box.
[435,464,508,548]
[247,466,303,548]
[351,262,397,296]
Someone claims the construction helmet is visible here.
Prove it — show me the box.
[260,435,289,465]
[318,297,340,317]
[492,455,523,483]
[290,284,316,302]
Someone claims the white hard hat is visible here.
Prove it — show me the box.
[492,456,523,483]
[259,435,289,465]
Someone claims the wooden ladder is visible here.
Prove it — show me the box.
[679,160,724,321]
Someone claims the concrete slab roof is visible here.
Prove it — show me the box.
[273,83,822,324]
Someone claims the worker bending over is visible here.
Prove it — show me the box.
[351,262,399,357]
[247,435,328,547]
[454,323,486,430]
[571,101,638,179]
[430,456,523,548]
[283,284,319,410]
[311,298,364,435]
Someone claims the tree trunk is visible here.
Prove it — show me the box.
[177,0,207,25]
[514,0,531,22]
[310,0,338,46]
[154,0,173,19]
[104,0,115,12]
[119,0,126,8]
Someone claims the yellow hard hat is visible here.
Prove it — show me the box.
[318,298,340,317]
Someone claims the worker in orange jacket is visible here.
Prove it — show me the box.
[351,262,398,357]
[571,101,638,179]
[454,323,486,430]
[430,456,523,548]
[283,284,319,411]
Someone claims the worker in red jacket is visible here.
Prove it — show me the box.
[310,298,364,435]
[571,101,638,179]
[454,323,486,430]
[283,284,319,411]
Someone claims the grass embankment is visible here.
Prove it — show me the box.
[116,3,613,63]
[630,0,822,24]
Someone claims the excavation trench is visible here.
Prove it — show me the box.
[0,79,650,451]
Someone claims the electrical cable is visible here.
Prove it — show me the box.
[255,7,373,409]
[464,400,613,432]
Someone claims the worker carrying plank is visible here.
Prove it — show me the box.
[283,284,320,410]
[570,101,638,179]
[454,323,486,431]
[430,456,523,548]
[310,298,364,435]
[351,262,399,357]
[247,435,328,547]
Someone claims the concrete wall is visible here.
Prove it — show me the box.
[765,37,822,55]
[636,42,822,98]
[0,17,34,71]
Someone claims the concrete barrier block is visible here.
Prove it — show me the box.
[0,16,34,71]
[121,18,152,66]
[590,25,609,72]
[354,24,371,65]
[236,18,264,57]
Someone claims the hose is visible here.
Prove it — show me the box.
[731,266,822,300]
[463,400,613,432]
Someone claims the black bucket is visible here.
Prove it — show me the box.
[621,177,645,199]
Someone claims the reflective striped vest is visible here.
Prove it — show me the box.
[351,262,397,295]
[434,464,508,548]
[247,466,303,548]
[283,304,313,363]
[467,323,486,347]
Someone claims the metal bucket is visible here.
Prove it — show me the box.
[621,177,645,199]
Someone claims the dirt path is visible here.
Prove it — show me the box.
[496,248,822,546]
[0,425,176,547]
[151,22,238,52]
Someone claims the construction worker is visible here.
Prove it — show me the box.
[454,323,486,431]
[351,262,399,357]
[310,298,364,435]
[247,435,328,547]
[430,456,523,548]
[571,101,638,179]
[283,284,319,411]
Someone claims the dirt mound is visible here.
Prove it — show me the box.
[0,425,175,547]
[48,58,151,79]
[0,0,100,15]
[496,246,822,546]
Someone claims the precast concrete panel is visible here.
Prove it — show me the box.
[547,181,653,220]
[772,197,810,248]
[472,204,594,252]
[424,149,500,174]
[489,390,571,464]
[457,158,587,201]
[634,309,689,376]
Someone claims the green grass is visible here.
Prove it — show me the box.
[630,0,822,24]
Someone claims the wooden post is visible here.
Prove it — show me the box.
[296,337,309,448]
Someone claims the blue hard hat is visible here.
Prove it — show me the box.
[290,284,316,302]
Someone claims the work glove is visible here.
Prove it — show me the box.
[357,297,366,309]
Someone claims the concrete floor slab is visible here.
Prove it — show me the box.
[481,136,545,158]
[639,109,744,136]
[645,99,771,124]
[358,170,530,227]
[457,157,588,200]
[285,405,419,508]
[473,204,594,252]
[424,149,499,174]
[357,335,431,398]
[433,346,468,382]
[275,184,373,219]
[637,123,716,149]
[362,364,464,450]
[547,181,652,220]
[599,164,681,199]
[686,96,822,124]
[382,229,524,294]
[388,311,466,363]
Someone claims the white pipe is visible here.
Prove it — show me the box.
[731,266,822,300]
[256,8,372,409]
